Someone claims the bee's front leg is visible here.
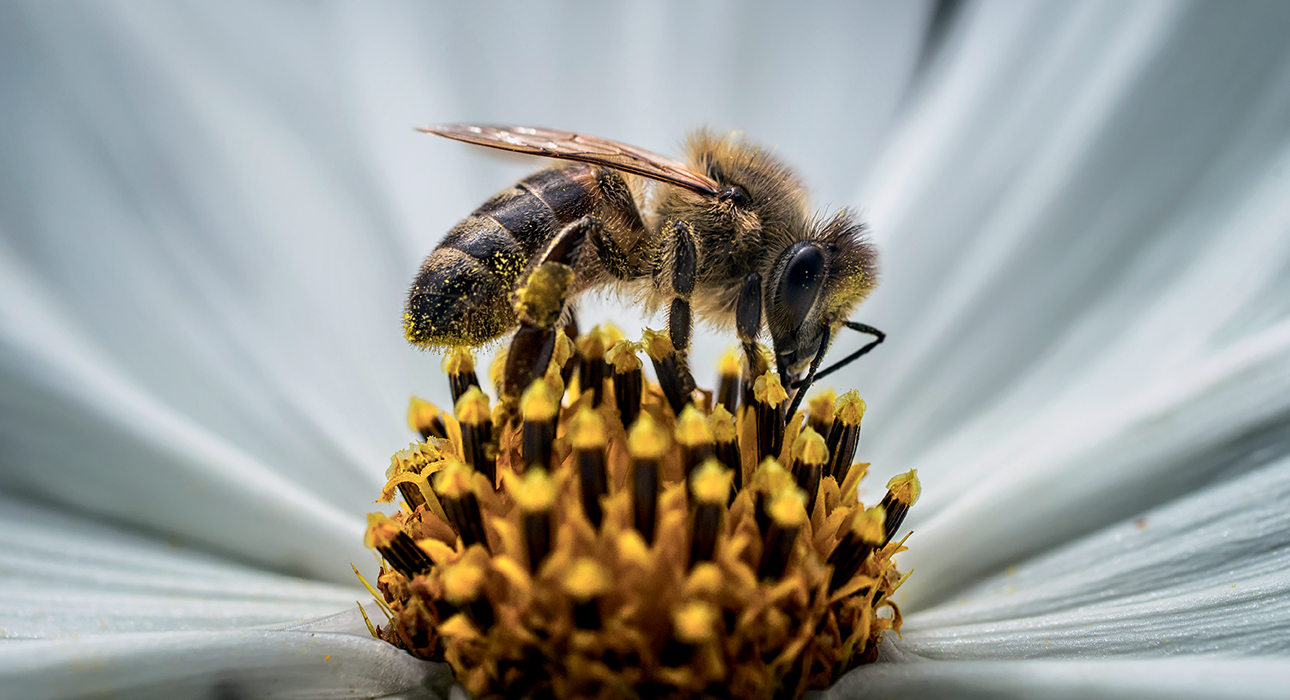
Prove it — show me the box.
[649,221,699,415]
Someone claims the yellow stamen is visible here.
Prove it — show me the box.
[753,372,788,407]
[885,469,921,506]
[835,390,866,426]
[708,405,737,442]
[509,468,557,512]
[792,426,828,465]
[561,558,611,600]
[520,381,559,422]
[675,405,713,447]
[691,458,731,504]
[606,339,642,373]
[627,411,670,459]
[569,405,607,449]
[673,601,718,643]
[454,386,491,424]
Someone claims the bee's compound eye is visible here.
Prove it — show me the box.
[779,243,825,329]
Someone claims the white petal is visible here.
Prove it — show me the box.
[823,655,1290,700]
[0,493,364,639]
[0,629,450,700]
[843,0,1290,606]
[893,450,1290,658]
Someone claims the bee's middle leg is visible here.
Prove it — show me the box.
[653,221,699,415]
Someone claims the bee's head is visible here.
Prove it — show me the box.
[765,211,877,376]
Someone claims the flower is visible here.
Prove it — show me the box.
[3,2,1289,699]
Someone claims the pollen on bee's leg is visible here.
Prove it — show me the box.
[828,505,885,593]
[570,406,609,528]
[826,391,865,482]
[455,387,496,487]
[407,396,448,441]
[607,340,643,428]
[757,486,807,581]
[442,346,481,406]
[433,459,490,551]
[878,469,921,545]
[562,558,610,630]
[520,380,560,472]
[752,371,788,464]
[790,426,828,518]
[675,405,714,494]
[442,556,494,630]
[509,468,557,573]
[643,328,696,416]
[688,458,730,567]
[708,405,742,497]
[366,515,433,577]
[627,411,669,545]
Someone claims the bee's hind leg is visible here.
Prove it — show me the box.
[649,221,699,415]
[502,216,595,408]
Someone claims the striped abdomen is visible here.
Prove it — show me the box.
[405,164,611,347]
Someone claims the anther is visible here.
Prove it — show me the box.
[688,458,730,567]
[627,411,669,545]
[607,340,644,428]
[520,380,560,472]
[709,405,743,498]
[562,558,610,630]
[442,558,494,630]
[407,397,448,441]
[716,349,741,415]
[828,505,885,592]
[642,328,696,416]
[454,386,496,487]
[752,371,788,463]
[442,347,481,406]
[570,406,609,528]
[825,391,866,482]
[365,515,433,578]
[675,404,715,491]
[576,327,608,405]
[878,469,921,545]
[433,459,490,550]
[790,426,829,518]
[749,458,793,537]
[807,389,837,436]
[509,468,558,573]
[757,486,807,581]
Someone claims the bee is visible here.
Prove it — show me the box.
[405,125,884,421]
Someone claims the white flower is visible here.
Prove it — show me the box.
[2,1,1288,698]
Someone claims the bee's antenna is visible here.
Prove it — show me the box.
[789,321,885,392]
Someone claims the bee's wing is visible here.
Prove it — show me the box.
[421,124,721,196]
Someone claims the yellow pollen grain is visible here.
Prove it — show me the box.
[835,390,867,426]
[885,469,921,506]
[672,601,718,644]
[808,390,837,424]
[442,561,486,603]
[515,263,573,326]
[708,405,737,443]
[569,406,607,449]
[454,386,491,424]
[406,397,442,435]
[718,348,740,377]
[561,558,611,600]
[441,346,475,375]
[627,411,670,459]
[768,487,808,527]
[691,458,731,504]
[542,362,565,401]
[606,340,642,373]
[433,458,474,499]
[751,458,793,494]
[510,468,557,512]
[753,372,788,407]
[552,331,575,368]
[640,328,675,361]
[520,381,560,422]
[792,426,828,466]
[853,505,887,544]
[674,405,713,446]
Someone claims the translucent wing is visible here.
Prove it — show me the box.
[420,124,721,196]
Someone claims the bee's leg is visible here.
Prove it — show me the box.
[503,216,595,403]
[735,271,768,389]
[588,225,635,280]
[790,321,885,389]
[652,221,698,414]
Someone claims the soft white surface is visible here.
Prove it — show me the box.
[1,1,1289,698]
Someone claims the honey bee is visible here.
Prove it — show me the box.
[405,125,884,420]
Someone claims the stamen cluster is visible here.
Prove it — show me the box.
[363,328,919,699]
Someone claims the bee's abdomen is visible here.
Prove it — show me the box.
[404,165,598,347]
